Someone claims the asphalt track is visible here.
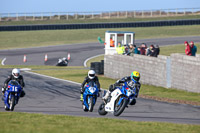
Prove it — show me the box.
[0,36,200,124]
[0,69,200,124]
[1,36,200,66]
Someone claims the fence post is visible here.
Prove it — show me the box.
[184,8,186,15]
[166,57,171,88]
[109,12,111,18]
[16,13,18,21]
[117,11,119,18]
[58,12,60,20]
[142,10,144,17]
[134,11,136,18]
[92,12,94,19]
[0,13,1,21]
[176,8,178,16]
[151,10,152,17]
[33,13,35,20]
[41,12,43,20]
[66,13,68,20]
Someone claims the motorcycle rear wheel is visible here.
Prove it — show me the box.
[98,102,107,115]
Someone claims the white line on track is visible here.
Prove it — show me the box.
[24,71,81,85]
[24,70,106,94]
[1,58,6,65]
[83,54,104,67]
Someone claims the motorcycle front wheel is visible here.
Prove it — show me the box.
[88,96,94,112]
[9,96,15,111]
[114,96,128,116]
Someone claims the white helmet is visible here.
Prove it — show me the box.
[88,70,95,79]
[12,68,20,78]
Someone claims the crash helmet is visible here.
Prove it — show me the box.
[12,68,20,78]
[88,70,95,79]
[131,71,140,83]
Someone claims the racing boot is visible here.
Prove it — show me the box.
[102,90,111,103]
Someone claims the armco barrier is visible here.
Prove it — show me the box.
[0,19,200,31]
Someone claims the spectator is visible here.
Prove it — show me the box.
[124,44,130,55]
[184,41,191,56]
[110,37,114,47]
[133,44,140,54]
[154,45,160,57]
[116,42,125,55]
[140,43,146,55]
[137,47,141,54]
[190,41,197,56]
[129,44,135,56]
[149,45,156,57]
[146,46,152,56]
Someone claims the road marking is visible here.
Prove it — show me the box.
[25,71,81,85]
[24,70,106,95]
[1,58,6,65]
[83,54,104,67]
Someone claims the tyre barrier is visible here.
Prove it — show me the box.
[90,60,104,75]
[1,19,200,31]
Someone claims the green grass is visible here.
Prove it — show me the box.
[0,112,199,133]
[0,25,200,49]
[160,43,200,56]
[1,15,200,26]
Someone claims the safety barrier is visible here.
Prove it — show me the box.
[0,19,200,31]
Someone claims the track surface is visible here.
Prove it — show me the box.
[0,69,200,124]
[1,36,200,66]
[0,36,200,124]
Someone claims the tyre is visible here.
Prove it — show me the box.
[88,97,94,112]
[98,102,107,115]
[9,96,15,111]
[113,96,128,116]
[82,104,88,112]
[129,99,136,105]
[4,105,9,111]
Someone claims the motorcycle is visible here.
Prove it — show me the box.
[98,82,137,116]
[3,80,22,111]
[82,81,99,112]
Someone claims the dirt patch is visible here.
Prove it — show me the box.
[139,94,200,106]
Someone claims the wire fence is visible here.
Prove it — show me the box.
[0,8,200,22]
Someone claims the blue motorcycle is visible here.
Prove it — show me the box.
[82,81,99,112]
[98,82,138,116]
[3,80,22,111]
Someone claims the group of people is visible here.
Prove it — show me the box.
[184,41,197,56]
[117,42,160,57]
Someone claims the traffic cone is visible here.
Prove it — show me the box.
[23,55,27,62]
[45,54,48,62]
[67,53,71,60]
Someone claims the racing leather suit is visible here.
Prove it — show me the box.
[2,75,25,97]
[80,76,100,94]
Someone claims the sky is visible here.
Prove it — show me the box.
[0,0,200,13]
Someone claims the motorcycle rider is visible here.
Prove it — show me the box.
[2,68,25,98]
[80,70,100,101]
[103,71,141,105]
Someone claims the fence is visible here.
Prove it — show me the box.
[0,8,200,22]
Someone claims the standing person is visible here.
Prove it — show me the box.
[184,41,191,56]
[190,41,197,56]
[154,45,160,57]
[80,70,101,101]
[128,44,135,56]
[133,45,140,54]
[2,68,25,98]
[116,42,125,55]
[140,43,146,55]
[150,45,156,57]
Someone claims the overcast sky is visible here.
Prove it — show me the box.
[1,0,200,13]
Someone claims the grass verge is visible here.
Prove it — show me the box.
[0,112,199,133]
[0,25,200,49]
